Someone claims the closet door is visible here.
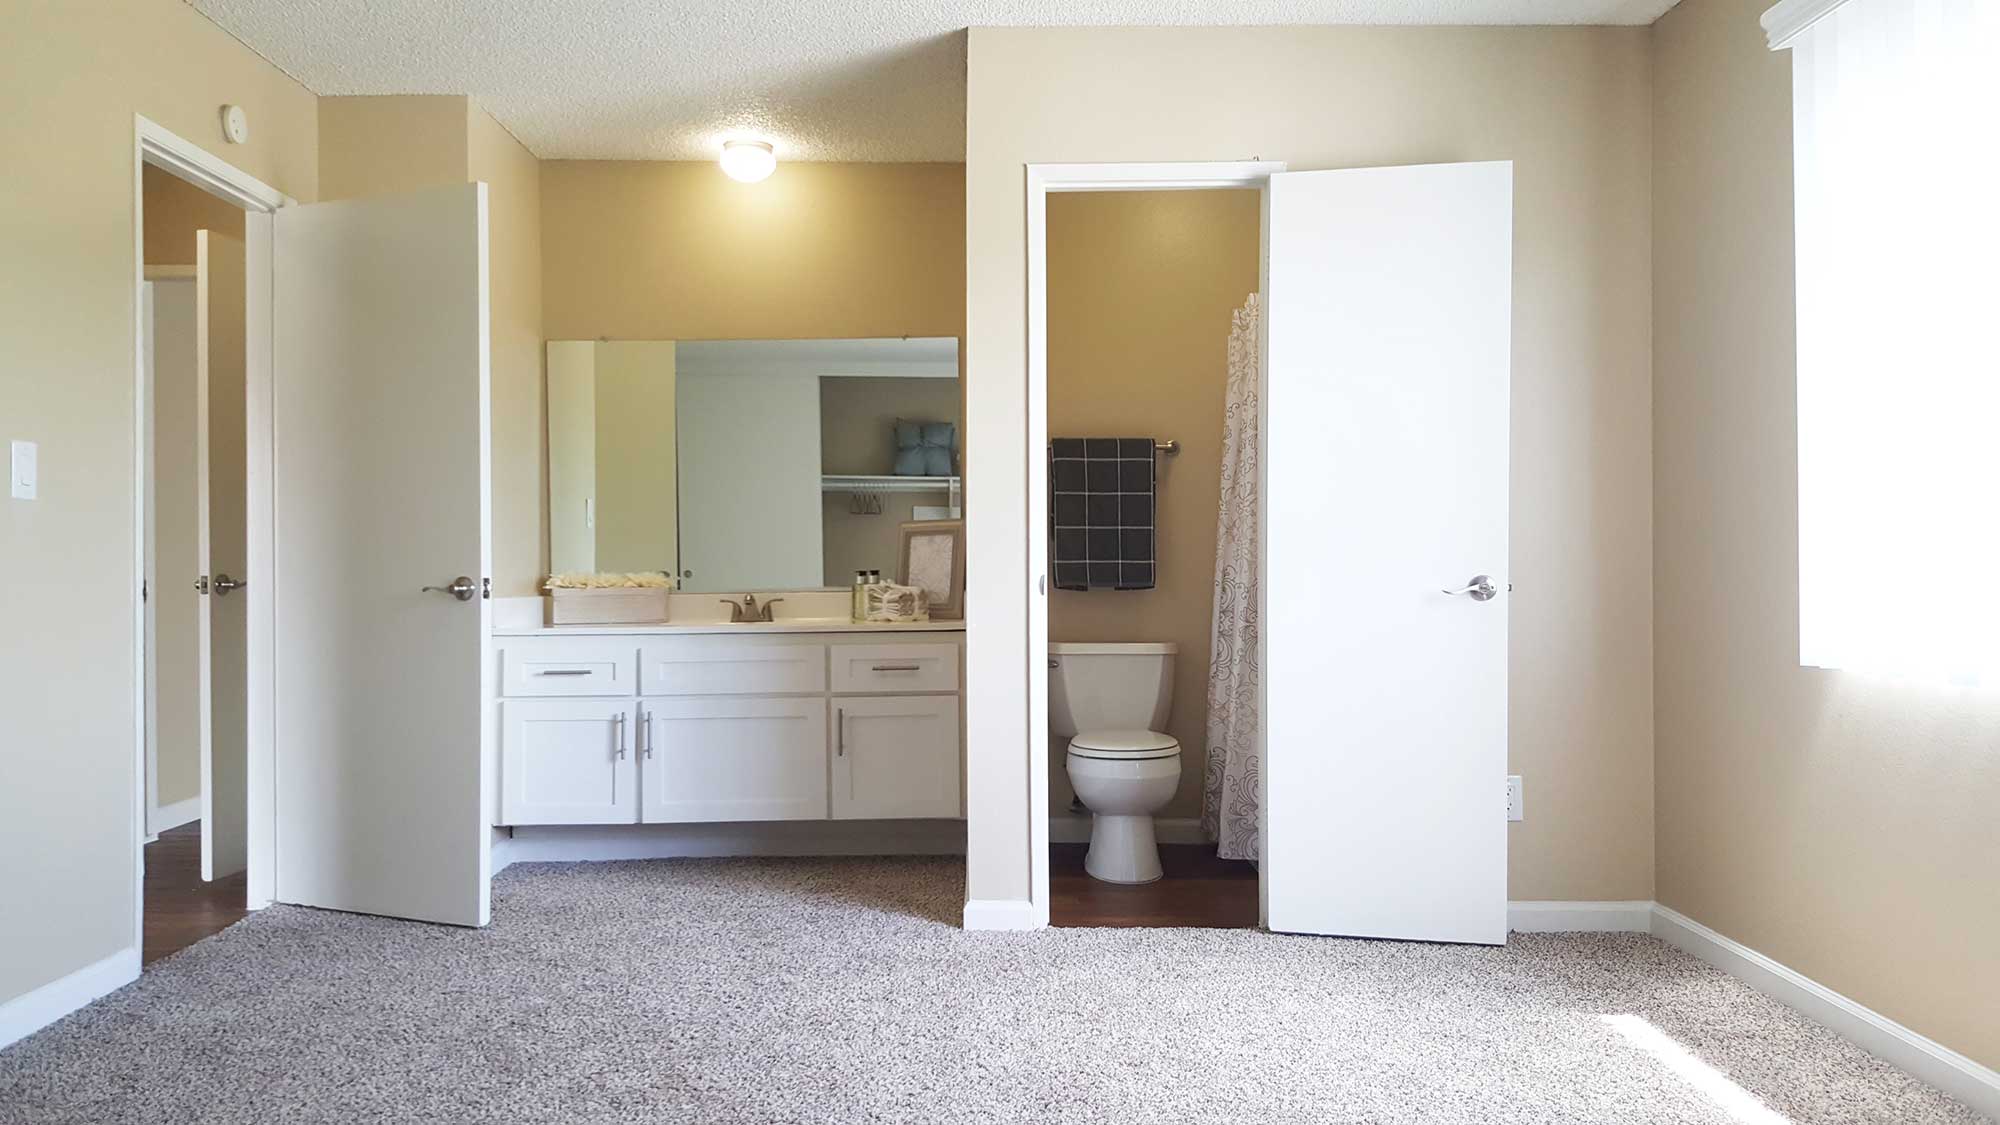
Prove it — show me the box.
[1263,162,1512,945]
[273,183,492,927]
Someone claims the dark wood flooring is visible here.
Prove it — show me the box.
[144,821,247,964]
[1050,843,1259,928]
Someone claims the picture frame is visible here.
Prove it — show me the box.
[897,518,964,621]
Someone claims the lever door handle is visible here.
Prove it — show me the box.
[423,576,478,601]
[1442,574,1501,602]
[212,573,245,597]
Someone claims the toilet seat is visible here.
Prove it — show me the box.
[1067,729,1180,761]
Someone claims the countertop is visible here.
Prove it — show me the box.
[492,619,966,638]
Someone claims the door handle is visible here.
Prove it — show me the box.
[835,706,845,757]
[422,576,478,602]
[212,573,245,597]
[1441,574,1501,602]
[640,710,653,759]
[613,712,627,760]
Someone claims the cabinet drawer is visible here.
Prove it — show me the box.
[640,638,826,696]
[500,639,636,697]
[830,643,959,694]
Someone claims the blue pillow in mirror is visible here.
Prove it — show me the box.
[895,420,955,476]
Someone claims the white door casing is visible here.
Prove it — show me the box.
[197,229,249,881]
[1262,161,1513,945]
[272,183,492,927]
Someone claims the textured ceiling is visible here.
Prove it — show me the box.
[192,0,1680,162]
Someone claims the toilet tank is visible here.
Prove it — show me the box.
[1048,642,1178,737]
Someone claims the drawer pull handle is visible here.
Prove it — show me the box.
[640,711,653,759]
[613,712,628,760]
[871,664,922,672]
[536,669,592,677]
[836,706,845,757]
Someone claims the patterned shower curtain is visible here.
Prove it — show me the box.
[1201,294,1262,861]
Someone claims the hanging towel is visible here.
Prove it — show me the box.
[1049,437,1156,590]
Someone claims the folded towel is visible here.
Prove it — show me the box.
[1049,438,1156,591]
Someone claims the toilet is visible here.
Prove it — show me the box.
[1049,641,1181,884]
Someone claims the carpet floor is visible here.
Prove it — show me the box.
[0,857,1983,1124]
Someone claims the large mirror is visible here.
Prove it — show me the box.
[547,337,961,592]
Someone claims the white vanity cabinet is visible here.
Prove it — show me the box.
[495,626,963,828]
[501,700,638,824]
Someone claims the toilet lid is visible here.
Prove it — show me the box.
[1067,729,1180,760]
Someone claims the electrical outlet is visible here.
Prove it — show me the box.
[1506,775,1524,822]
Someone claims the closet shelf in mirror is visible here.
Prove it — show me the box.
[820,475,961,494]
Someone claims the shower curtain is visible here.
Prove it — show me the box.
[1201,294,1262,861]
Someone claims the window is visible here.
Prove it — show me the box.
[1766,0,2000,680]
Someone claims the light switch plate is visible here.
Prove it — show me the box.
[9,440,35,500]
[1506,775,1524,822]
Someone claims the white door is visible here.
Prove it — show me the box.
[832,696,961,819]
[640,697,827,823]
[674,369,822,592]
[1263,161,1512,945]
[197,230,249,881]
[147,278,207,839]
[501,701,638,825]
[273,183,492,927]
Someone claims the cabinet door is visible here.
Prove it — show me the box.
[832,696,961,820]
[500,700,638,825]
[640,697,828,823]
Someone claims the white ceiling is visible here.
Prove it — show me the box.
[192,0,1680,163]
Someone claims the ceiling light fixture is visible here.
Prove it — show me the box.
[719,140,777,183]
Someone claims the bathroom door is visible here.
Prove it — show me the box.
[197,229,250,883]
[1262,161,1512,945]
[271,183,492,927]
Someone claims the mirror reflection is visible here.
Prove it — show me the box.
[547,337,961,592]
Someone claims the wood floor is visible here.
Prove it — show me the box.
[144,821,247,964]
[1050,843,1258,928]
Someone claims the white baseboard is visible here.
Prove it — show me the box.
[1508,900,1654,933]
[1048,814,1207,846]
[963,898,1040,930]
[146,796,199,836]
[492,819,967,872]
[1651,904,2000,1120]
[0,947,140,1052]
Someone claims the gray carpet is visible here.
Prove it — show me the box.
[0,857,1983,1124]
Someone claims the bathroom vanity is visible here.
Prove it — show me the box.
[492,616,965,831]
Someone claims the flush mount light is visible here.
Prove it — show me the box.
[719,140,777,183]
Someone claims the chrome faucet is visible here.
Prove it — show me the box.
[720,593,785,623]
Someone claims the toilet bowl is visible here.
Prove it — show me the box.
[1049,642,1180,884]
[1066,730,1181,883]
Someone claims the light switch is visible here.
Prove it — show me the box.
[9,440,35,500]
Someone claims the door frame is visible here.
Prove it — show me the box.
[131,116,293,951]
[1011,161,1283,929]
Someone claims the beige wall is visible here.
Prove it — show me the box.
[1045,190,1261,819]
[541,161,966,342]
[468,105,549,596]
[319,96,548,596]
[142,166,245,264]
[1652,0,2000,1070]
[966,26,1656,906]
[0,0,317,1009]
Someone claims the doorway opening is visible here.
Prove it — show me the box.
[1022,162,1281,930]
[132,118,288,962]
[1041,186,1263,928]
